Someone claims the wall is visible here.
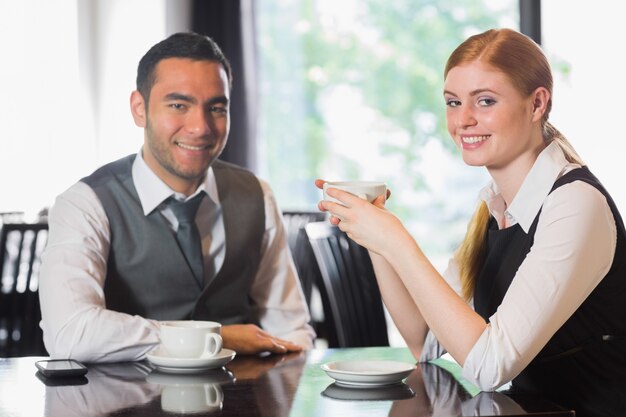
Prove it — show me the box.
[0,0,190,219]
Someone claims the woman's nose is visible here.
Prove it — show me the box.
[457,105,477,128]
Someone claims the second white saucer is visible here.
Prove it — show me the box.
[147,348,236,374]
[321,360,416,387]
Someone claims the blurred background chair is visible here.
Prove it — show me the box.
[0,222,49,357]
[305,221,389,347]
[282,211,326,305]
[282,211,332,345]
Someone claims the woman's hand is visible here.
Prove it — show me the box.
[314,179,391,224]
[315,179,411,257]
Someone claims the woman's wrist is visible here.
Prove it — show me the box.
[381,228,418,263]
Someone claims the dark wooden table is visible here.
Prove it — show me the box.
[0,347,574,416]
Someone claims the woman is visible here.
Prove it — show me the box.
[318,28,626,416]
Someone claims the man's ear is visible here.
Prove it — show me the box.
[130,90,147,128]
[531,87,550,122]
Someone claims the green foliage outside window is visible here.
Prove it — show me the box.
[257,0,517,260]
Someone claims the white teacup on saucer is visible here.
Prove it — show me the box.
[159,320,223,359]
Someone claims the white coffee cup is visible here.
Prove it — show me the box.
[323,181,387,204]
[161,383,223,414]
[160,320,223,359]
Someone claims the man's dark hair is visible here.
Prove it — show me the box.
[136,32,232,102]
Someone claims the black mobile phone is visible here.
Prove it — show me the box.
[35,359,88,378]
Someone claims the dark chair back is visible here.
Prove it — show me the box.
[0,222,48,357]
[282,211,327,305]
[282,211,336,344]
[305,221,389,347]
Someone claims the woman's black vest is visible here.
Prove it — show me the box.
[474,167,626,416]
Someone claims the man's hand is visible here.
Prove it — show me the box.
[221,324,303,355]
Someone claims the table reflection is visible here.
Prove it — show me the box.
[296,348,573,417]
[43,362,160,417]
[41,351,306,417]
[322,382,415,401]
[0,348,574,417]
[146,368,235,414]
[227,351,307,417]
[314,362,527,417]
[387,363,528,417]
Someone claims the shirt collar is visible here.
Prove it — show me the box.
[479,141,576,232]
[132,149,220,215]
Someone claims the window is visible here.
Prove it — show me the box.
[0,0,185,220]
[256,0,518,268]
[542,0,626,214]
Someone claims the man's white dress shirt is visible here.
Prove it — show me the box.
[39,153,315,362]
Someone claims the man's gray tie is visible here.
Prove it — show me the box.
[168,193,205,285]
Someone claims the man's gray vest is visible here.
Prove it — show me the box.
[81,155,265,324]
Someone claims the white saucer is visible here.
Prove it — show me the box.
[147,348,236,374]
[321,360,416,387]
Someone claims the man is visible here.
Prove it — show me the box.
[39,32,315,362]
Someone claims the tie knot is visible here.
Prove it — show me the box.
[168,193,205,224]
